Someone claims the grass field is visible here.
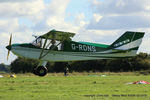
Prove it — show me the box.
[0,72,150,100]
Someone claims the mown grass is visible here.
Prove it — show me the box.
[0,72,150,100]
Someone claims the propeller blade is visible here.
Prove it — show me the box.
[7,33,12,61]
[7,50,10,61]
[9,33,12,46]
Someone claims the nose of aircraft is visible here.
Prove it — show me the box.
[6,45,11,51]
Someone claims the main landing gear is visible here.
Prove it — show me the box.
[33,61,48,76]
[33,66,48,76]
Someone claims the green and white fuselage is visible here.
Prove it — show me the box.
[7,31,145,62]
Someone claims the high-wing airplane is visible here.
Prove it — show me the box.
[6,30,145,76]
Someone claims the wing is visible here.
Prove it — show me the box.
[39,29,75,41]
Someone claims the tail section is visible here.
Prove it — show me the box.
[109,31,145,55]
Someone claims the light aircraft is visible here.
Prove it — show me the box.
[6,30,145,76]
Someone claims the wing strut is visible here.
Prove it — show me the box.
[39,42,62,59]
[39,36,48,59]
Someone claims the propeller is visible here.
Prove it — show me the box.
[6,34,12,61]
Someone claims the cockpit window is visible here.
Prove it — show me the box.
[32,37,42,48]
[31,37,63,50]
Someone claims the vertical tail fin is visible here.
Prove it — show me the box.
[109,31,145,51]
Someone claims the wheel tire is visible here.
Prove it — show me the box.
[36,66,48,76]
[33,68,38,75]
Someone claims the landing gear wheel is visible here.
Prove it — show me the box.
[33,66,48,76]
[33,68,38,75]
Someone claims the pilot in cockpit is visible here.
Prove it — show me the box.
[32,37,59,50]
[49,39,58,50]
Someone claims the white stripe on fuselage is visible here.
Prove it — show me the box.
[10,45,137,62]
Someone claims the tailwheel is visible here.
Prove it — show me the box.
[33,66,48,76]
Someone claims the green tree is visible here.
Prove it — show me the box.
[11,57,39,73]
[0,63,10,72]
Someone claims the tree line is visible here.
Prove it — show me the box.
[4,52,149,74]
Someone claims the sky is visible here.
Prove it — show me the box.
[0,0,150,64]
